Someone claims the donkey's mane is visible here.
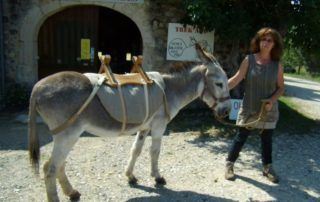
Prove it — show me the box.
[166,61,200,74]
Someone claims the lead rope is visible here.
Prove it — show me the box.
[215,101,268,133]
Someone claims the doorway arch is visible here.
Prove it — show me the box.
[38,5,143,79]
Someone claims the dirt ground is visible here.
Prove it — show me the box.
[0,109,319,202]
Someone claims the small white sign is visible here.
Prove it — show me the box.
[229,99,242,120]
[166,23,214,61]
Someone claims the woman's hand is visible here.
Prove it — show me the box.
[263,99,273,112]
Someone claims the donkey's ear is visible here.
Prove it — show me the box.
[195,43,212,63]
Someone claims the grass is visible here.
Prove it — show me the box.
[285,67,320,83]
[277,96,319,134]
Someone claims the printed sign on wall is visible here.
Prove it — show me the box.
[166,23,214,61]
[80,39,90,60]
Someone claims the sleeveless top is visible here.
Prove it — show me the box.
[236,54,279,129]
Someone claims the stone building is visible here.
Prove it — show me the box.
[0,0,185,108]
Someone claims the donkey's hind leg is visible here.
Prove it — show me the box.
[44,130,81,202]
[58,162,81,200]
[125,130,149,184]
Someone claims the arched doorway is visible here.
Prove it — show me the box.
[38,5,142,79]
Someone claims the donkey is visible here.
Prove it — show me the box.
[28,44,231,201]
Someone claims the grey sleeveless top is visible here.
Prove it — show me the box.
[236,54,279,129]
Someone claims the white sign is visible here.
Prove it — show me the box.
[166,23,214,61]
[229,99,242,120]
[104,0,143,3]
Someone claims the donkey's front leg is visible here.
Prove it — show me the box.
[150,121,167,185]
[125,130,149,184]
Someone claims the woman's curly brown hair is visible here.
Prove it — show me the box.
[250,27,284,61]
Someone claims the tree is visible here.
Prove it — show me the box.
[288,1,320,72]
[181,0,320,73]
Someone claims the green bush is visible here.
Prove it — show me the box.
[282,45,306,73]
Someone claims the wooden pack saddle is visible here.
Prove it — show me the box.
[95,54,169,135]
[98,54,153,86]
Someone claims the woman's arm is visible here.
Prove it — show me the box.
[228,56,249,90]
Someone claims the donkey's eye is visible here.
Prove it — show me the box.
[215,82,223,88]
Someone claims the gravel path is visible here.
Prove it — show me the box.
[0,110,319,202]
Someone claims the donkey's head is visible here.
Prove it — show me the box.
[195,43,231,118]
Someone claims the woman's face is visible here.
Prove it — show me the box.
[259,34,274,53]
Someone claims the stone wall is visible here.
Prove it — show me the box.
[147,0,185,71]
[2,0,33,84]
[2,0,186,87]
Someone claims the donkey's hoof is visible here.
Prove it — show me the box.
[155,177,166,185]
[69,190,81,201]
[128,176,138,185]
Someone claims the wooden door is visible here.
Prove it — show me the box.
[38,6,99,79]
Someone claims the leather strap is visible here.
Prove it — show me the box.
[200,76,231,110]
[51,76,106,134]
[142,83,149,124]
[117,84,127,135]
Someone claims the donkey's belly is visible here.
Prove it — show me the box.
[81,97,160,137]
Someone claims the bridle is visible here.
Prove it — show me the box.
[200,74,231,111]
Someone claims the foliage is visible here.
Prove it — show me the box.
[4,83,30,111]
[285,67,320,83]
[282,41,306,71]
[181,0,320,72]
[182,1,292,41]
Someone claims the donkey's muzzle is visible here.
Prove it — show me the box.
[215,106,231,118]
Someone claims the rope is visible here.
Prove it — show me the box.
[215,101,268,132]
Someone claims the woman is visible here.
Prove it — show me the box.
[225,27,285,183]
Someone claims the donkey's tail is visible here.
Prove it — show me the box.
[28,89,40,174]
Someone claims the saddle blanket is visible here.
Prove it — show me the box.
[84,72,166,124]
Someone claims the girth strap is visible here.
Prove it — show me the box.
[117,84,127,135]
[142,83,150,124]
[118,82,153,135]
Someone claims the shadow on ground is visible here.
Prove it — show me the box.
[127,184,236,202]
[0,111,96,150]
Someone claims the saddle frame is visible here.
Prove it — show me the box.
[98,55,153,86]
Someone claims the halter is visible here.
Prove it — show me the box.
[200,74,230,110]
